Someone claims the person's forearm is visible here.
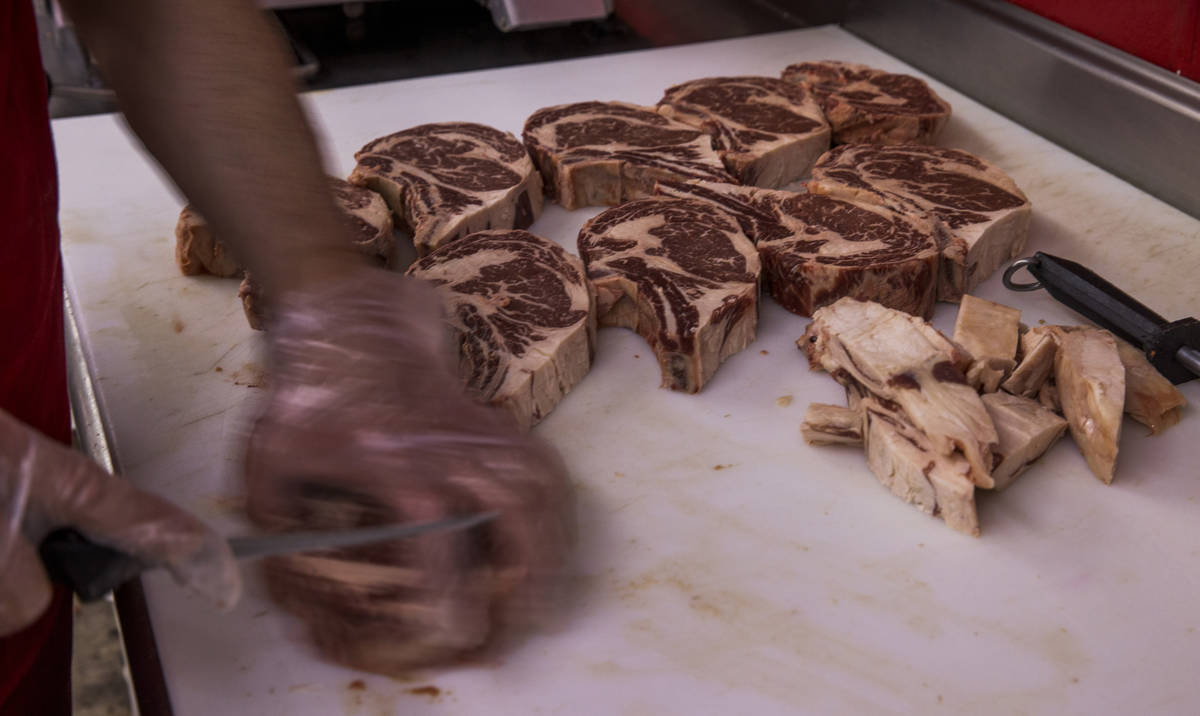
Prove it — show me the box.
[61,0,365,297]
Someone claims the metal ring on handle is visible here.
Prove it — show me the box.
[1002,257,1043,291]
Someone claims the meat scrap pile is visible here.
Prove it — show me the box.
[800,295,1187,535]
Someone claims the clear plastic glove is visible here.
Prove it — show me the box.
[0,409,241,637]
[244,268,573,674]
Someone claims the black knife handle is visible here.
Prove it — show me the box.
[1017,252,1166,347]
[39,529,148,602]
[1005,252,1200,384]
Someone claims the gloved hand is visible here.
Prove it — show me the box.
[244,268,573,675]
[0,409,241,637]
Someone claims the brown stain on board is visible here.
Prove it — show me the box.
[610,551,1090,713]
[231,361,267,388]
[405,685,443,700]
[340,679,400,716]
[196,492,244,517]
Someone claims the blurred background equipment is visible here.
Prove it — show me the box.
[479,0,612,31]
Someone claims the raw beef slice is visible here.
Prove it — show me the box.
[781,61,951,145]
[236,179,395,329]
[577,198,759,392]
[175,177,393,279]
[407,229,595,431]
[655,179,945,318]
[809,144,1031,298]
[656,76,831,188]
[349,122,542,256]
[522,101,735,210]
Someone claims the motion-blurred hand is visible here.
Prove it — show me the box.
[244,268,573,674]
[0,409,240,636]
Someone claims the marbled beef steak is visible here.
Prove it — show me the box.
[239,179,397,329]
[577,198,759,393]
[175,177,393,279]
[174,178,395,330]
[349,122,542,257]
[656,76,831,188]
[522,101,735,211]
[407,230,595,431]
[808,144,1031,298]
[656,179,945,318]
[781,61,951,145]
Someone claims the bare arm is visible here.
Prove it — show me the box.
[58,1,572,667]
[60,0,364,298]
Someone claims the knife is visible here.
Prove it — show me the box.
[39,512,496,602]
[1003,251,1200,383]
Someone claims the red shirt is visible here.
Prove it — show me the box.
[1,0,74,713]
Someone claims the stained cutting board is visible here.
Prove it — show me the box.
[54,25,1200,716]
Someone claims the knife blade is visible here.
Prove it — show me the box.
[1003,251,1200,383]
[39,512,496,602]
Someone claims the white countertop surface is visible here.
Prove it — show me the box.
[54,25,1200,716]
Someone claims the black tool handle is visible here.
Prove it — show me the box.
[39,529,148,602]
[1024,251,1165,348]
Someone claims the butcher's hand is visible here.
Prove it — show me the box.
[244,269,573,674]
[0,410,240,637]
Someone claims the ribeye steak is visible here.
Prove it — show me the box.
[781,61,951,145]
[656,76,830,188]
[176,177,394,281]
[407,229,595,431]
[656,179,945,318]
[349,122,542,257]
[577,198,759,392]
[523,101,735,210]
[809,144,1030,298]
[239,179,399,327]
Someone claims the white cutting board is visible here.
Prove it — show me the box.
[54,26,1200,716]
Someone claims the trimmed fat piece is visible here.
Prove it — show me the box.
[349,122,543,256]
[862,393,979,536]
[952,295,1022,392]
[1054,328,1125,484]
[800,403,863,446]
[655,179,945,318]
[1113,338,1186,434]
[656,76,831,188]
[802,298,998,487]
[577,198,759,393]
[981,392,1068,491]
[522,101,735,210]
[781,61,951,145]
[809,144,1031,298]
[175,205,241,278]
[1002,330,1057,398]
[407,230,595,431]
